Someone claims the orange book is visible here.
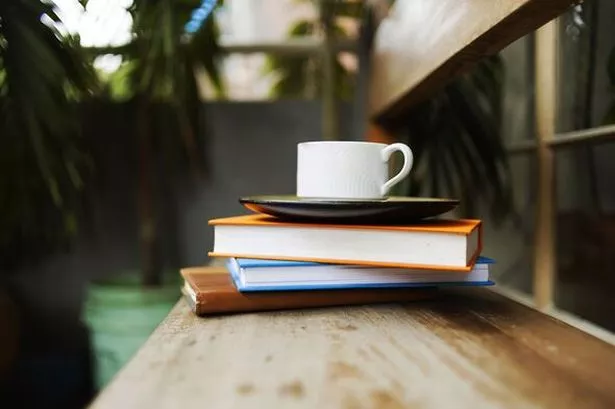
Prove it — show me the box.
[181,267,437,316]
[208,214,482,271]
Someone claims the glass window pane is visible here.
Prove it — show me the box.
[480,37,536,296]
[500,35,535,143]
[554,141,615,331]
[485,155,537,295]
[557,0,615,132]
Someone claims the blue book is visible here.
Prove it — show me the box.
[226,257,495,292]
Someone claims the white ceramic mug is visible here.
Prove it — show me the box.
[297,141,414,200]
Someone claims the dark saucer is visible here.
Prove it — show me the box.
[239,195,459,224]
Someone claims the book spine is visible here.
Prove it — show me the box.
[192,287,440,315]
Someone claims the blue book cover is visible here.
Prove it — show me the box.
[226,257,495,292]
[235,258,324,268]
[235,256,495,269]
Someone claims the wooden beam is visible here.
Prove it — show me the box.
[365,122,396,144]
[321,0,338,141]
[549,124,615,147]
[490,286,615,346]
[220,39,357,56]
[84,39,357,57]
[369,0,576,128]
[507,124,615,155]
[533,20,557,311]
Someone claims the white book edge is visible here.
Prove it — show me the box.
[228,258,491,289]
[213,223,480,270]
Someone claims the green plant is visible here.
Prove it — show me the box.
[263,0,361,100]
[86,0,224,286]
[398,55,513,222]
[0,0,98,269]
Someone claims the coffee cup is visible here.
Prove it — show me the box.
[297,141,413,200]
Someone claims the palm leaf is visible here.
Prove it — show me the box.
[189,16,225,96]
[264,13,356,99]
[122,0,225,284]
[0,0,97,268]
[127,0,223,172]
[401,56,513,222]
[332,1,364,19]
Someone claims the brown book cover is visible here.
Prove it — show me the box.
[180,266,438,316]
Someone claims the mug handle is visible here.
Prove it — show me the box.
[380,143,414,196]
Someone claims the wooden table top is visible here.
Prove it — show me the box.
[89,288,615,409]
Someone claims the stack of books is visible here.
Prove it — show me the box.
[181,213,493,316]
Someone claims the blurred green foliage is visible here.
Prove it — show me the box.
[0,0,224,277]
[400,55,513,223]
[0,0,98,269]
[122,0,224,285]
[263,0,361,100]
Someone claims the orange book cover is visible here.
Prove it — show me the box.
[209,214,480,234]
[208,214,482,271]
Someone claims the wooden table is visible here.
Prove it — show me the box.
[89,288,615,409]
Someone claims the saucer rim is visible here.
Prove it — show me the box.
[239,195,460,205]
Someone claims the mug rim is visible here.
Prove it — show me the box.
[298,141,387,147]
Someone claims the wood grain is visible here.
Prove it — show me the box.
[369,0,576,128]
[533,21,557,310]
[89,289,615,409]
